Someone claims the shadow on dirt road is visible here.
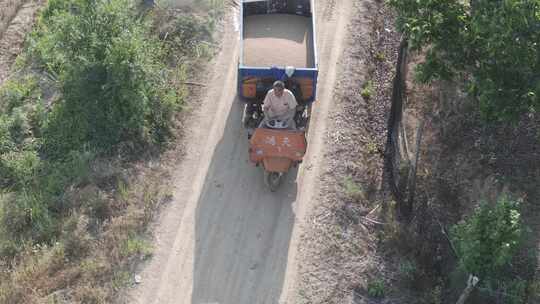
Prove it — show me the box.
[191,98,298,304]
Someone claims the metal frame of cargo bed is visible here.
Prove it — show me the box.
[238,0,319,104]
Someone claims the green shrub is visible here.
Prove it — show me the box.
[28,0,179,157]
[366,140,378,154]
[121,235,153,259]
[9,107,29,138]
[361,81,374,100]
[0,76,41,137]
[367,278,385,298]
[82,190,110,223]
[165,14,213,58]
[0,234,22,261]
[502,279,527,304]
[61,215,93,259]
[27,100,46,138]
[0,115,15,154]
[398,259,417,281]
[451,195,523,280]
[0,150,41,187]
[0,77,39,114]
[111,270,131,290]
[374,51,386,62]
[0,77,43,188]
[424,283,442,304]
[0,192,56,244]
[38,150,94,199]
[343,176,365,201]
[0,149,94,247]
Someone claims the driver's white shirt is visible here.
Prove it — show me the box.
[263,88,298,119]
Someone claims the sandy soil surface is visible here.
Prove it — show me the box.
[0,0,42,85]
[243,14,314,68]
[292,0,405,302]
[0,0,22,36]
[124,1,354,303]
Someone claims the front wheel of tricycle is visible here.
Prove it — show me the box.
[264,171,282,192]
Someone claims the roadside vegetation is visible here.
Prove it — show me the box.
[296,1,539,303]
[377,0,540,303]
[0,0,221,302]
[389,0,539,122]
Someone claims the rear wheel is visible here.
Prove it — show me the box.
[304,104,313,133]
[296,104,312,132]
[264,171,282,192]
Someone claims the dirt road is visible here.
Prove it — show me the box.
[127,1,353,303]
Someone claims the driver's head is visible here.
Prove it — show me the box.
[273,80,285,97]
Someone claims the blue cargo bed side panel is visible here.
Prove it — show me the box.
[238,66,318,103]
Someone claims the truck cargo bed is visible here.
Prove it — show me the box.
[242,14,315,68]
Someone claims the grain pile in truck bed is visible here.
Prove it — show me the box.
[243,14,314,68]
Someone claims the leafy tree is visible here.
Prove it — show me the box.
[451,195,523,280]
[389,0,540,121]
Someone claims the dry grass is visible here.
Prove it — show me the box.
[0,158,174,304]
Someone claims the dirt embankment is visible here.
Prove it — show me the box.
[0,0,43,84]
[293,0,405,303]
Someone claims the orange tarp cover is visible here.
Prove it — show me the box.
[249,128,307,163]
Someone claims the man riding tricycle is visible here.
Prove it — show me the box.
[245,81,309,191]
[238,0,318,190]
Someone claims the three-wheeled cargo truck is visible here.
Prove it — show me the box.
[238,0,318,190]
